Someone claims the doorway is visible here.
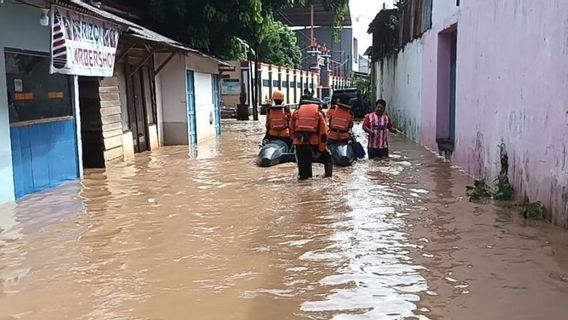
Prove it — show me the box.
[186,70,197,145]
[436,25,458,155]
[78,76,105,168]
[126,66,149,153]
[212,74,222,136]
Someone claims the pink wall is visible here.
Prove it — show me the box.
[381,0,567,225]
[452,0,568,225]
[420,30,438,150]
[420,2,459,151]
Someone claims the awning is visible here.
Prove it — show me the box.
[59,0,229,66]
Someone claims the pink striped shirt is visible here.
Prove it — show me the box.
[364,113,392,149]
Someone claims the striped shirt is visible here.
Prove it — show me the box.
[363,112,393,149]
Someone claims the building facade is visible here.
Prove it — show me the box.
[0,0,224,204]
[370,0,568,225]
[221,61,352,110]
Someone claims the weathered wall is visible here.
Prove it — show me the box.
[0,3,61,203]
[375,40,424,142]
[377,0,568,225]
[0,47,14,204]
[98,77,124,162]
[454,0,568,225]
[156,54,188,145]
[156,53,220,146]
[420,1,460,150]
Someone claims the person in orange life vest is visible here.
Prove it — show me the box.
[327,94,355,144]
[264,90,292,148]
[363,99,398,159]
[326,99,336,119]
[290,101,333,180]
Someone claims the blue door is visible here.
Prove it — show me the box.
[186,71,197,145]
[212,74,222,136]
[10,119,79,199]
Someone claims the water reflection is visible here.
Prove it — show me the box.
[0,119,567,320]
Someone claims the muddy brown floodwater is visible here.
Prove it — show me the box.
[1,119,568,320]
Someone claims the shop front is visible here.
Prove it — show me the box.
[0,1,82,201]
[6,51,79,199]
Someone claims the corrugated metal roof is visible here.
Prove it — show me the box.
[64,0,229,66]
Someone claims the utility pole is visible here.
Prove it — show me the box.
[254,53,260,121]
[310,4,314,47]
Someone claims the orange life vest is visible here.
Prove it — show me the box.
[328,105,353,141]
[294,104,320,133]
[267,107,290,137]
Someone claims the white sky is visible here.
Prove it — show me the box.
[350,0,395,56]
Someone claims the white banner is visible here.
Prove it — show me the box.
[50,5,120,77]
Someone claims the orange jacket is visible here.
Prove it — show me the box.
[290,104,328,152]
[328,105,354,142]
[326,106,336,119]
[266,106,291,138]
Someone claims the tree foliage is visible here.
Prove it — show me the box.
[113,0,349,63]
[258,17,302,67]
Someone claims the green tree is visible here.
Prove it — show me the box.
[258,18,302,67]
[113,0,349,59]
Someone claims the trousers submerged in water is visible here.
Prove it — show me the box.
[295,144,332,180]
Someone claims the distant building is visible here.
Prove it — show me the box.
[275,0,355,99]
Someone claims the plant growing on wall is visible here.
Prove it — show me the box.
[522,202,545,219]
[368,9,400,62]
[466,180,492,202]
[494,142,514,201]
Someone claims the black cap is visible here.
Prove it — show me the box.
[337,93,352,109]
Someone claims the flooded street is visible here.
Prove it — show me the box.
[1,119,568,320]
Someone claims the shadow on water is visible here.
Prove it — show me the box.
[0,119,567,320]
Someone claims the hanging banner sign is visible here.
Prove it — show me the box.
[50,5,120,77]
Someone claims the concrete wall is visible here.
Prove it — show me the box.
[454,0,568,225]
[0,47,15,204]
[375,40,424,142]
[156,54,188,145]
[193,72,216,143]
[420,1,460,150]
[155,52,220,146]
[0,2,62,203]
[375,0,568,225]
[186,53,219,144]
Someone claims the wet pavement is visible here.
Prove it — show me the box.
[1,119,568,320]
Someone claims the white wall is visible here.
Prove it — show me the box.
[0,47,14,204]
[155,52,220,146]
[155,54,188,145]
[432,0,460,27]
[375,40,424,142]
[186,54,219,144]
[194,72,216,143]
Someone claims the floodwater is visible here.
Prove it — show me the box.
[1,119,568,320]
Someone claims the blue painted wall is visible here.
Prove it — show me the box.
[10,120,79,199]
[0,3,79,201]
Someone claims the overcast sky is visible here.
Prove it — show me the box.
[350,0,395,56]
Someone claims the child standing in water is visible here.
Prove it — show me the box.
[363,99,398,159]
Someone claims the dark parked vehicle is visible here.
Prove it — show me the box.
[331,88,369,118]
